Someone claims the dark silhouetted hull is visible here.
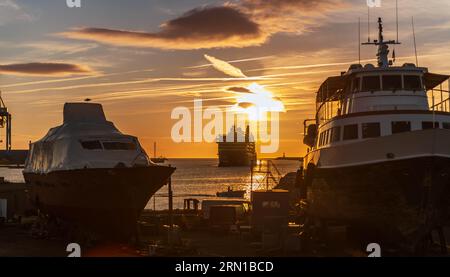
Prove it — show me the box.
[23,166,175,238]
[308,156,450,247]
[218,151,256,167]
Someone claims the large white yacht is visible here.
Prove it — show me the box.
[302,18,450,249]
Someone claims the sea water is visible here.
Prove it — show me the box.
[0,159,301,210]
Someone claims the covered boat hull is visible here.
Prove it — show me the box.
[24,166,175,238]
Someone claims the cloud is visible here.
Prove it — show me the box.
[241,0,342,15]
[187,55,274,69]
[0,0,19,9]
[60,0,345,50]
[238,102,255,109]
[241,0,346,34]
[0,62,93,76]
[204,54,247,78]
[0,0,34,25]
[233,83,285,120]
[61,6,264,50]
[227,86,252,93]
[21,41,98,55]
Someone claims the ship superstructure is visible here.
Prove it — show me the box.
[217,126,256,167]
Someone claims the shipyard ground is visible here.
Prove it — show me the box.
[1,216,450,257]
[0,220,362,257]
[0,223,66,257]
[2,183,450,257]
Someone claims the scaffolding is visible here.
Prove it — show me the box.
[250,160,283,192]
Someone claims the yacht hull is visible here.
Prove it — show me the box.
[304,129,450,247]
[23,166,175,238]
[309,157,450,244]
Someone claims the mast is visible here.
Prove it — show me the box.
[412,17,419,66]
[362,18,401,68]
[358,17,361,64]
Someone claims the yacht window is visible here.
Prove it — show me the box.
[422,122,439,130]
[362,123,381,138]
[102,141,137,150]
[392,121,411,134]
[382,75,402,91]
[352,78,360,93]
[404,75,422,90]
[81,140,102,150]
[325,129,331,145]
[331,126,341,142]
[362,76,381,92]
[343,124,359,140]
[322,131,327,145]
[443,123,450,130]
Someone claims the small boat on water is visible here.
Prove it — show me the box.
[216,187,246,198]
[151,157,168,164]
[23,102,175,238]
[150,142,168,164]
[275,153,303,161]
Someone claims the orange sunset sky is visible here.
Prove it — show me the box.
[1,0,450,158]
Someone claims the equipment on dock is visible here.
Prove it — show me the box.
[0,92,11,151]
[0,150,28,166]
[209,205,240,226]
[0,91,29,166]
[201,198,250,220]
[0,182,31,220]
[0,199,7,222]
[183,198,200,213]
[251,190,290,230]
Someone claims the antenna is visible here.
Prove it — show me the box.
[358,17,361,64]
[367,6,371,43]
[362,18,400,68]
[392,0,399,65]
[412,17,419,66]
[396,0,399,43]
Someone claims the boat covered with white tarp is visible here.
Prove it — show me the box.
[23,102,175,238]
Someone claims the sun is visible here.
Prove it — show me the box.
[233,83,285,121]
